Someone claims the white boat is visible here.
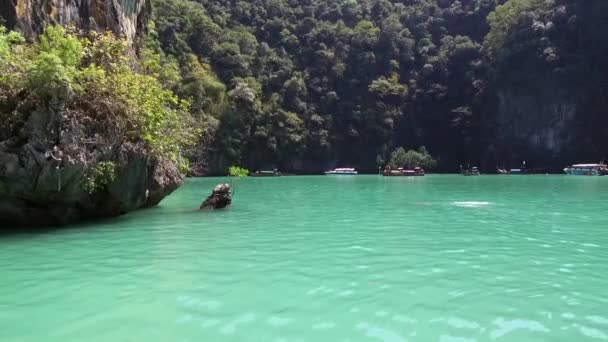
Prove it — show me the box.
[563,164,608,176]
[324,168,358,175]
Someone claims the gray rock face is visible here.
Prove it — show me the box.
[491,86,577,158]
[200,184,232,210]
[0,0,150,44]
[0,82,183,227]
[479,70,607,170]
[0,138,183,227]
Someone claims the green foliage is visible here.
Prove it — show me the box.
[369,74,408,99]
[389,147,407,168]
[0,27,25,89]
[0,25,202,174]
[4,0,601,175]
[84,161,117,194]
[0,27,8,56]
[484,0,546,59]
[353,20,380,46]
[26,26,83,96]
[37,26,83,68]
[28,53,76,91]
[228,165,249,177]
[151,0,221,56]
[108,71,197,158]
[389,146,438,170]
[177,156,190,175]
[83,31,129,70]
[150,0,502,172]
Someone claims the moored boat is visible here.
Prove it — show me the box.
[497,168,529,175]
[251,169,282,177]
[497,161,529,174]
[383,167,425,176]
[563,164,608,176]
[325,168,358,175]
[461,166,480,176]
[509,168,528,174]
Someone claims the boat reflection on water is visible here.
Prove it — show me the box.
[383,167,425,177]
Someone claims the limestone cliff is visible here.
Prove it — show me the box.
[0,0,150,44]
[479,2,608,170]
[0,79,183,227]
[0,0,187,227]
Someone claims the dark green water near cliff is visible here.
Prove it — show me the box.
[2,175,608,341]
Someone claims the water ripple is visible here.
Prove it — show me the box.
[1,175,608,341]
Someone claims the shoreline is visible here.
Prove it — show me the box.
[187,172,576,178]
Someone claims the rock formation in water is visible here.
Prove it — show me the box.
[0,0,150,44]
[0,82,183,226]
[0,151,182,226]
[0,0,188,226]
[200,184,232,210]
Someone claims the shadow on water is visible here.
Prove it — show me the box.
[0,196,233,239]
[0,206,164,239]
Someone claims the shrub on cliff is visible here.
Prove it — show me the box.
[0,25,199,169]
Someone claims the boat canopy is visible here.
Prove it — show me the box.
[571,164,605,168]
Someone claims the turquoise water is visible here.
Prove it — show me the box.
[2,175,608,341]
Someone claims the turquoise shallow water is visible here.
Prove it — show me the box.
[2,175,608,341]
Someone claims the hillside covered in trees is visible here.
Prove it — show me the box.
[148,0,608,174]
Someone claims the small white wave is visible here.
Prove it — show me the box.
[574,324,608,340]
[349,245,374,252]
[452,201,492,208]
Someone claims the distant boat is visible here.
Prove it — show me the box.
[383,167,425,177]
[461,166,480,176]
[509,168,529,174]
[325,168,358,175]
[251,169,282,177]
[498,161,529,174]
[497,167,528,175]
[563,164,608,176]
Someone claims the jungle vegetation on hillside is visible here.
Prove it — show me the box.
[148,0,608,173]
[5,0,605,175]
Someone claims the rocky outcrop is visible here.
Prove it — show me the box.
[0,145,182,226]
[0,98,183,226]
[0,0,150,44]
[0,0,183,227]
[200,184,232,210]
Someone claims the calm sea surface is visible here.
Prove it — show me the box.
[1,175,608,341]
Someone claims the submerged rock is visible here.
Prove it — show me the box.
[200,184,232,210]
